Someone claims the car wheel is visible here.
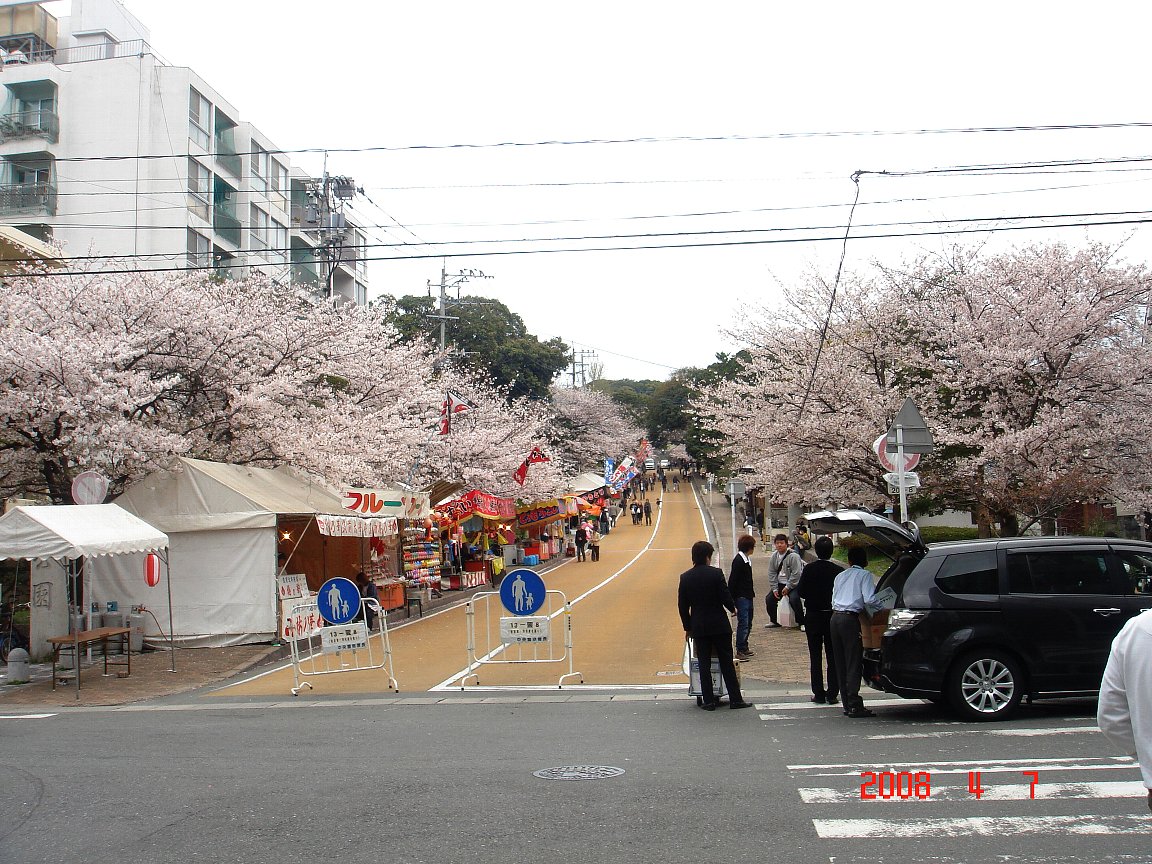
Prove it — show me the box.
[946,650,1024,721]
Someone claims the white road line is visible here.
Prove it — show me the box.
[813,814,1152,838]
[800,780,1148,804]
[866,725,1101,740]
[763,696,910,711]
[0,713,56,719]
[789,756,1139,776]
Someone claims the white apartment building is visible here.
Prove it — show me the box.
[0,0,369,305]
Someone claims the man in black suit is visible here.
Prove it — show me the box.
[678,540,752,711]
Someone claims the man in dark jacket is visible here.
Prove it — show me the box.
[796,536,843,704]
[727,534,757,660]
[678,540,752,711]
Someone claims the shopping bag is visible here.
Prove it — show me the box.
[778,594,796,628]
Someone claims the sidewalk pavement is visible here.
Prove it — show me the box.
[691,476,813,690]
[0,492,815,708]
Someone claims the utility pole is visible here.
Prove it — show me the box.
[304,153,358,302]
[425,260,492,351]
[569,348,597,388]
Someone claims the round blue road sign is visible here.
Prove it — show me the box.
[317,577,361,625]
[499,568,546,616]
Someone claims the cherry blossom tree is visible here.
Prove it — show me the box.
[546,384,645,472]
[0,269,563,502]
[699,243,1152,534]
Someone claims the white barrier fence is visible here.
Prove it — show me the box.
[459,589,582,689]
[284,596,398,696]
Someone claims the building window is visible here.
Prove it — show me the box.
[187,158,210,220]
[249,204,268,251]
[270,219,288,264]
[270,159,289,210]
[187,229,210,270]
[250,143,267,193]
[188,87,211,149]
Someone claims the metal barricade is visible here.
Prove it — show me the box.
[285,597,398,696]
[459,589,582,689]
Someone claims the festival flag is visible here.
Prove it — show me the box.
[438,390,476,435]
[513,446,550,486]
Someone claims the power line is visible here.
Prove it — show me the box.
[18,211,1152,276]
[34,121,1152,164]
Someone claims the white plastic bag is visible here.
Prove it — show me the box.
[778,594,796,628]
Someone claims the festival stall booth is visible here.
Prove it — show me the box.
[434,490,517,589]
[89,458,405,647]
[515,497,576,564]
[0,504,168,672]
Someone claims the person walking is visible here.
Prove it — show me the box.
[589,526,602,562]
[797,536,843,704]
[574,523,588,561]
[643,499,652,525]
[727,534,757,660]
[830,546,878,718]
[1098,610,1152,813]
[765,533,805,628]
[678,540,752,711]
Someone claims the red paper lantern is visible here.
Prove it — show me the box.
[144,552,162,587]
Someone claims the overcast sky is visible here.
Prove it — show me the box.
[50,1,1152,380]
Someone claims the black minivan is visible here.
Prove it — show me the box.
[805,509,1152,721]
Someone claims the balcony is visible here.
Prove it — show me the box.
[215,148,241,178]
[212,202,240,247]
[0,181,55,216]
[0,109,58,144]
[291,262,320,287]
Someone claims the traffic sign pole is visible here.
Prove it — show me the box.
[896,425,909,525]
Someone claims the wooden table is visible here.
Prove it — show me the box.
[47,627,131,690]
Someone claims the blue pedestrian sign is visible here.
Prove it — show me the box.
[317,577,361,625]
[500,568,546,616]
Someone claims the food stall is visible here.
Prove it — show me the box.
[434,490,517,588]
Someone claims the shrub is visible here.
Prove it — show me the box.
[918,525,980,543]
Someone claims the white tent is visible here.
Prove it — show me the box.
[569,472,609,494]
[90,457,351,648]
[0,504,169,662]
[0,504,168,561]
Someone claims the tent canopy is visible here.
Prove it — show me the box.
[0,503,168,561]
[570,472,609,494]
[114,457,353,532]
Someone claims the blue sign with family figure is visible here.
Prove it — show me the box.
[499,568,546,616]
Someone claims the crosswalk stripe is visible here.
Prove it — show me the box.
[814,814,1152,838]
[789,756,1136,775]
[865,725,1100,740]
[0,713,56,719]
[800,780,1148,804]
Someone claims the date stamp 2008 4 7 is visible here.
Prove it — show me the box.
[860,770,1040,800]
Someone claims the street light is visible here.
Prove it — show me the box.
[725,478,746,561]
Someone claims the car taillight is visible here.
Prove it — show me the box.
[886,608,927,632]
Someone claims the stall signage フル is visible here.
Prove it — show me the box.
[341,488,430,519]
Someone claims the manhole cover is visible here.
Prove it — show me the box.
[533,765,626,781]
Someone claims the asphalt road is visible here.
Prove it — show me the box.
[2,480,1148,862]
[1,692,1146,864]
